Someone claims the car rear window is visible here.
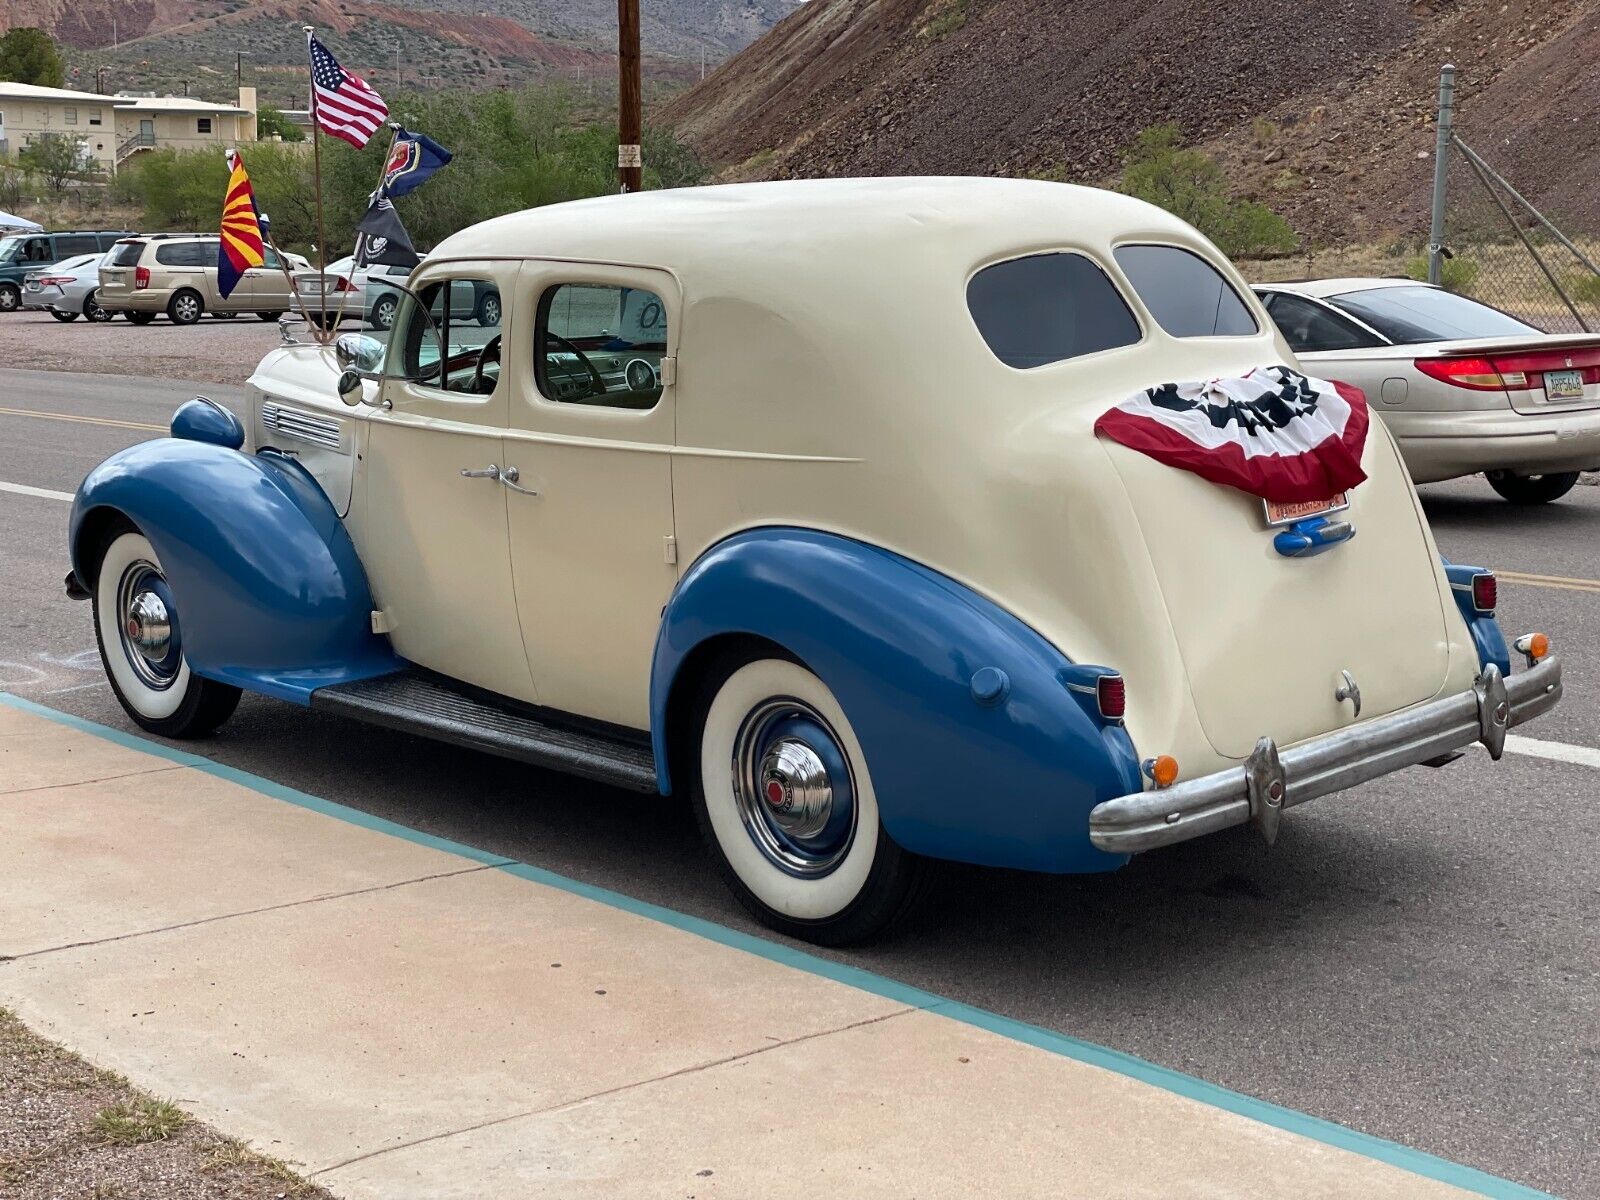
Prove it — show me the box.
[107,241,145,267]
[1114,244,1258,337]
[967,252,1141,369]
[155,241,213,267]
[1327,286,1539,344]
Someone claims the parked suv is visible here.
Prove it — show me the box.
[0,230,130,313]
[97,234,310,325]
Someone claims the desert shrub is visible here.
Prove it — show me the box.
[1119,123,1298,258]
[1404,253,1479,293]
[1567,273,1600,306]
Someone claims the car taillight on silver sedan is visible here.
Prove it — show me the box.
[1416,348,1600,391]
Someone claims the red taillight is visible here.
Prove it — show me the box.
[1471,571,1497,614]
[1418,347,1600,393]
[1415,356,1513,391]
[1096,674,1126,723]
[332,275,354,292]
[134,266,150,290]
[36,276,72,286]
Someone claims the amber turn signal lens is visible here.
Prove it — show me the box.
[1149,755,1180,789]
[1528,632,1550,661]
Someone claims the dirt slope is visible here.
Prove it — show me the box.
[665,0,1600,241]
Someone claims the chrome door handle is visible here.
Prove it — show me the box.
[460,464,501,479]
[499,465,538,496]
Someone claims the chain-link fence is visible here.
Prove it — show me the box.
[1436,134,1600,333]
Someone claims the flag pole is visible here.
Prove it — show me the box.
[331,121,400,333]
[304,24,332,346]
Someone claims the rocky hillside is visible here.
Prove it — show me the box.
[0,0,797,98]
[665,0,1600,242]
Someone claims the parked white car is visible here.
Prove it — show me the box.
[1253,279,1600,503]
[20,251,114,322]
[67,180,1562,943]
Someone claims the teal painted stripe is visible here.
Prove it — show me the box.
[0,691,1554,1200]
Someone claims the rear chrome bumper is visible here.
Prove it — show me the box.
[1089,653,1562,854]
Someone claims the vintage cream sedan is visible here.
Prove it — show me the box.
[66,179,1562,944]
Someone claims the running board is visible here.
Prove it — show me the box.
[311,671,659,793]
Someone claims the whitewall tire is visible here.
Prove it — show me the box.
[91,524,241,737]
[692,656,927,945]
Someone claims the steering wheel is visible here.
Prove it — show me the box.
[471,334,502,394]
[544,331,606,399]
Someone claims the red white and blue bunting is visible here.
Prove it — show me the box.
[1094,365,1370,503]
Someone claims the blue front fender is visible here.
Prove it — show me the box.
[70,437,399,703]
[650,529,1141,874]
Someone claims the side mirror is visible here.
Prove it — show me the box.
[334,331,385,374]
[337,369,365,407]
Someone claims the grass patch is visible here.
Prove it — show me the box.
[1405,252,1480,293]
[203,1138,319,1195]
[92,1097,189,1145]
[921,0,969,38]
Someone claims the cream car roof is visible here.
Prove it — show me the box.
[431,176,1211,276]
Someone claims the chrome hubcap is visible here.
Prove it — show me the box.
[115,562,181,690]
[733,697,857,877]
[759,738,833,839]
[124,590,171,660]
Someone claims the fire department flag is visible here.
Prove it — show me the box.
[1094,365,1370,503]
[218,149,265,299]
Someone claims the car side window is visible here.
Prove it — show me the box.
[534,283,668,409]
[1114,244,1258,336]
[389,277,503,395]
[22,237,50,262]
[967,252,1141,369]
[156,242,205,267]
[57,234,99,256]
[260,247,281,270]
[1265,292,1381,353]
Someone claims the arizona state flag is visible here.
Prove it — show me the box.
[218,149,265,298]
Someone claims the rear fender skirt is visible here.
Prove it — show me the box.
[651,528,1141,873]
[69,437,400,704]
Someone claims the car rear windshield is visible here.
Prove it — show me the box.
[107,241,145,267]
[967,252,1141,369]
[1327,286,1538,344]
[1113,244,1258,336]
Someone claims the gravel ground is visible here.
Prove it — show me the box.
[0,1008,333,1200]
[0,311,333,386]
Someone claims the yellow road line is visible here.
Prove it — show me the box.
[0,406,165,433]
[1498,571,1600,594]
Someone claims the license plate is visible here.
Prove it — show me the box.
[1263,493,1349,526]
[1544,368,1584,401]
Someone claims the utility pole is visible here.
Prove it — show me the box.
[617,0,642,193]
[394,45,401,93]
[1427,64,1455,287]
[235,51,243,88]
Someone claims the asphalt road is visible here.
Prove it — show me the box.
[2,368,1596,1198]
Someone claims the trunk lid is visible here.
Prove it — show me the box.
[1101,430,1455,759]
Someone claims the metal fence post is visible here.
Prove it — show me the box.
[1428,64,1456,286]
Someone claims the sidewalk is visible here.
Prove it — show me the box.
[0,696,1526,1198]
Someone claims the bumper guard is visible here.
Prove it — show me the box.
[1088,652,1562,854]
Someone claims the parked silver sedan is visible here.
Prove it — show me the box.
[1255,278,1600,504]
[21,252,114,323]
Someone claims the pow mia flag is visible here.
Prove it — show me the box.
[352,193,421,269]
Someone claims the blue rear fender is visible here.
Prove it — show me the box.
[70,435,399,703]
[650,529,1141,874]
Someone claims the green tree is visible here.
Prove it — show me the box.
[1119,123,1298,258]
[0,28,65,87]
[18,132,87,191]
[256,105,305,143]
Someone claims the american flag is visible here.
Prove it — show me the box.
[307,31,389,149]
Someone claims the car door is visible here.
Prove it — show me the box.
[241,245,293,312]
[1261,290,1394,401]
[503,261,679,729]
[356,259,537,702]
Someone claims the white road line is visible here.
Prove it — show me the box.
[0,480,72,503]
[1503,733,1600,770]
